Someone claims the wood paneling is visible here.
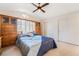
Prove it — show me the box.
[1,24,17,47]
[0,16,1,36]
[35,22,41,35]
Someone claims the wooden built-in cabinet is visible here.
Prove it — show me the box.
[1,15,17,47]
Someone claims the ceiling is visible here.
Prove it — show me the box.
[0,3,79,20]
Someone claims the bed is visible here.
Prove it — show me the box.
[16,33,57,56]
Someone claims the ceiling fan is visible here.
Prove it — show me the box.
[32,3,49,13]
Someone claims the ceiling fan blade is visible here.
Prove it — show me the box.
[32,3,38,7]
[40,9,45,13]
[33,9,39,12]
[41,3,49,8]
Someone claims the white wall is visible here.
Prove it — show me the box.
[45,11,79,45]
[45,19,58,41]
[59,11,79,45]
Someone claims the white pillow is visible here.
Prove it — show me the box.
[26,32,34,37]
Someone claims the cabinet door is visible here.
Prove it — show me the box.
[11,17,17,25]
[1,16,17,47]
[2,16,9,24]
[1,24,17,47]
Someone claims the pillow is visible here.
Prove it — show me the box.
[17,34,27,38]
[26,32,34,37]
[18,32,39,38]
[27,32,39,36]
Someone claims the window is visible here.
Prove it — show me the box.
[29,21,35,32]
[17,19,35,34]
[21,20,26,34]
[32,22,35,32]
[17,19,22,33]
[25,21,30,33]
[29,21,33,32]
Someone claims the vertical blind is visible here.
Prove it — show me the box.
[17,19,35,34]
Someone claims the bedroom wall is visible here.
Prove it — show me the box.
[44,19,58,41]
[45,11,79,45]
[59,11,79,45]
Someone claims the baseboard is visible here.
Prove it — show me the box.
[59,40,79,46]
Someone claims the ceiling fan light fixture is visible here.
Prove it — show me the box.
[32,3,49,13]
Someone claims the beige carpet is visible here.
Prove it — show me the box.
[1,42,79,56]
[44,42,79,56]
[0,46,22,56]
